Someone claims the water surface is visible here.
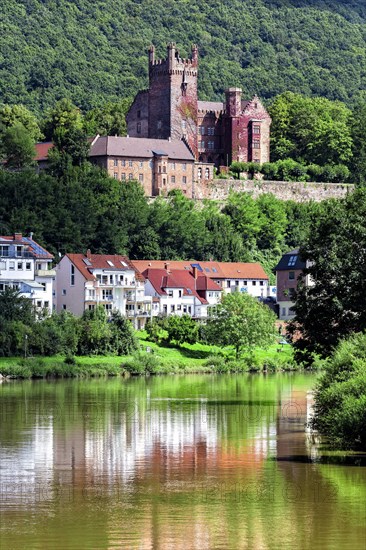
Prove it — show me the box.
[0,374,365,549]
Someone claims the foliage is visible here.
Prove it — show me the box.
[289,188,366,357]
[311,332,366,450]
[206,292,276,359]
[2,123,36,168]
[2,0,366,116]
[83,99,132,137]
[164,314,199,345]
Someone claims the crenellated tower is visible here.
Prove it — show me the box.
[148,43,198,154]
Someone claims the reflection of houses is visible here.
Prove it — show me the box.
[132,260,270,299]
[55,251,152,328]
[274,249,312,321]
[0,233,54,314]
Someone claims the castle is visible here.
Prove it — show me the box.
[126,43,271,168]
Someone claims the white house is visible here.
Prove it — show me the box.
[55,251,152,329]
[0,233,54,314]
[142,266,222,319]
[132,260,271,299]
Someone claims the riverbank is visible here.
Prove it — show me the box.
[0,334,296,379]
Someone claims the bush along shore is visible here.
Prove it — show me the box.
[0,340,299,380]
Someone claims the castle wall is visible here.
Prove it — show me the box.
[126,91,149,138]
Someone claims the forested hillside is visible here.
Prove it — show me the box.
[1,0,366,114]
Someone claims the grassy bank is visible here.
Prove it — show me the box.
[0,333,296,379]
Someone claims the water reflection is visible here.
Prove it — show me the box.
[0,374,365,550]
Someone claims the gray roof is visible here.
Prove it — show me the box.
[198,100,224,113]
[89,136,194,161]
[274,250,306,272]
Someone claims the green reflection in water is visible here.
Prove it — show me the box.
[0,373,365,550]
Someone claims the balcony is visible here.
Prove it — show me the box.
[126,310,150,318]
[36,269,56,277]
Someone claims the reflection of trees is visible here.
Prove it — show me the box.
[1,375,366,549]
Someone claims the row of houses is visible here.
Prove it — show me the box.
[0,233,303,325]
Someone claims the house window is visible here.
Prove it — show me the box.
[37,300,42,308]
[288,255,297,267]
[88,304,95,311]
[114,172,118,179]
[17,261,23,270]
[121,173,126,180]
[70,265,75,286]
[26,262,31,270]
[253,140,260,149]
[114,159,118,167]
[137,122,141,134]
[282,307,286,317]
[171,305,175,312]
[260,281,264,286]
[168,290,173,297]
[139,174,144,182]
[177,304,182,311]
[182,176,187,184]
[129,173,133,180]
[0,245,9,256]
[16,246,22,257]
[288,288,295,299]
[227,281,230,288]
[208,141,214,150]
[62,304,67,310]
[171,176,175,184]
[44,301,49,308]
[129,160,133,167]
[182,163,187,171]
[252,281,256,286]
[121,160,126,167]
[253,125,260,134]
[243,280,247,285]
[105,303,112,313]
[62,289,66,296]
[9,261,15,270]
[102,289,113,300]
[289,271,295,280]
[178,290,182,297]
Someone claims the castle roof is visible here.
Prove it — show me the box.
[198,100,224,113]
[89,136,194,161]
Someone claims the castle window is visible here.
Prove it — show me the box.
[129,173,133,180]
[157,121,162,130]
[114,172,118,179]
[171,176,176,183]
[208,127,215,135]
[253,125,261,134]
[182,163,187,171]
[159,166,161,173]
[205,168,209,178]
[182,176,187,184]
[140,161,143,167]
[114,159,118,167]
[137,110,141,119]
[163,165,166,173]
[137,122,141,134]
[197,167,202,179]
[139,174,144,182]
[121,159,126,167]
[253,140,260,149]
[121,173,126,180]
[199,141,205,149]
[200,127,205,135]
[208,141,214,150]
[129,160,133,167]
[170,162,176,170]
[182,120,187,130]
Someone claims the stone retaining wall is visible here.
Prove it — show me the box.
[194,179,354,202]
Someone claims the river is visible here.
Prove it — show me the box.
[0,373,365,549]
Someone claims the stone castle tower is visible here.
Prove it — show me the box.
[126,44,271,167]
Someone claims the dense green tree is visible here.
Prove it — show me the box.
[2,123,36,168]
[42,98,84,142]
[311,332,366,450]
[84,99,131,136]
[164,315,199,345]
[269,92,353,166]
[206,292,276,359]
[0,103,42,142]
[289,189,366,357]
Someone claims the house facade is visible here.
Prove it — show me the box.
[126,43,271,167]
[55,251,152,329]
[274,249,312,321]
[142,265,222,318]
[0,233,54,314]
[131,260,270,299]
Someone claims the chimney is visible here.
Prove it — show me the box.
[29,232,34,240]
[86,249,92,260]
[192,266,198,279]
[14,233,22,241]
[164,262,170,270]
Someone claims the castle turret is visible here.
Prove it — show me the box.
[225,88,242,118]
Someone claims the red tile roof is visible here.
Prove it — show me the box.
[132,260,268,281]
[34,142,54,161]
[66,254,144,281]
[142,267,221,304]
